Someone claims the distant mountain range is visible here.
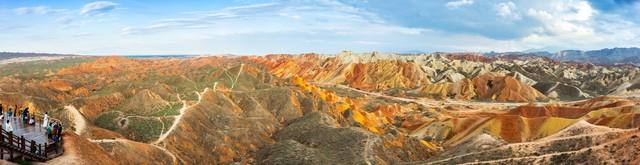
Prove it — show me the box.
[486,47,640,65]
[4,47,640,65]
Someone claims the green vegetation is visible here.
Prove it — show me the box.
[94,111,122,131]
[94,110,168,143]
[92,82,130,96]
[160,117,175,134]
[149,103,182,116]
[124,117,164,142]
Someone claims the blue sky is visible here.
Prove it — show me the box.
[0,0,639,55]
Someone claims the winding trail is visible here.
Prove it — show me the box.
[65,105,88,135]
[153,88,208,144]
[230,64,244,89]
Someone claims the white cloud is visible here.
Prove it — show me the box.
[446,0,474,9]
[15,6,62,15]
[525,0,596,42]
[495,2,521,20]
[56,16,74,24]
[122,1,424,36]
[81,1,118,16]
[516,0,640,50]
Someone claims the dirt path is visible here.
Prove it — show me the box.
[65,105,88,135]
[230,64,244,89]
[153,88,207,144]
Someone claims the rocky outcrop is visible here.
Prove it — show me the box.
[533,82,590,100]
[472,72,547,102]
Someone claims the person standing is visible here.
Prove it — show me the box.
[0,103,3,121]
[13,105,17,118]
[42,112,49,127]
[46,123,52,139]
[7,108,12,122]
[22,107,29,124]
[5,120,12,133]
[0,105,3,122]
[56,123,62,138]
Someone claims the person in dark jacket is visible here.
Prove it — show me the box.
[13,105,17,118]
[56,123,62,137]
[52,123,58,138]
[21,108,29,124]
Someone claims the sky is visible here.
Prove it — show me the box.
[0,0,639,55]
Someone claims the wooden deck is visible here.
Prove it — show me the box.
[0,115,63,162]
[2,117,48,145]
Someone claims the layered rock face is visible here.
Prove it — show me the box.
[0,53,638,164]
[244,52,639,102]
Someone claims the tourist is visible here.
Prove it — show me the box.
[46,123,52,139]
[7,108,12,121]
[53,134,60,143]
[52,123,58,139]
[42,112,49,127]
[28,116,35,125]
[56,123,62,138]
[22,107,29,124]
[5,120,12,133]
[52,122,62,142]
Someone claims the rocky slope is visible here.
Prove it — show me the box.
[244,52,640,102]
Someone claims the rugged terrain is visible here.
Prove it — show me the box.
[0,52,638,164]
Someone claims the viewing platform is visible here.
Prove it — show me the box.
[0,115,63,162]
